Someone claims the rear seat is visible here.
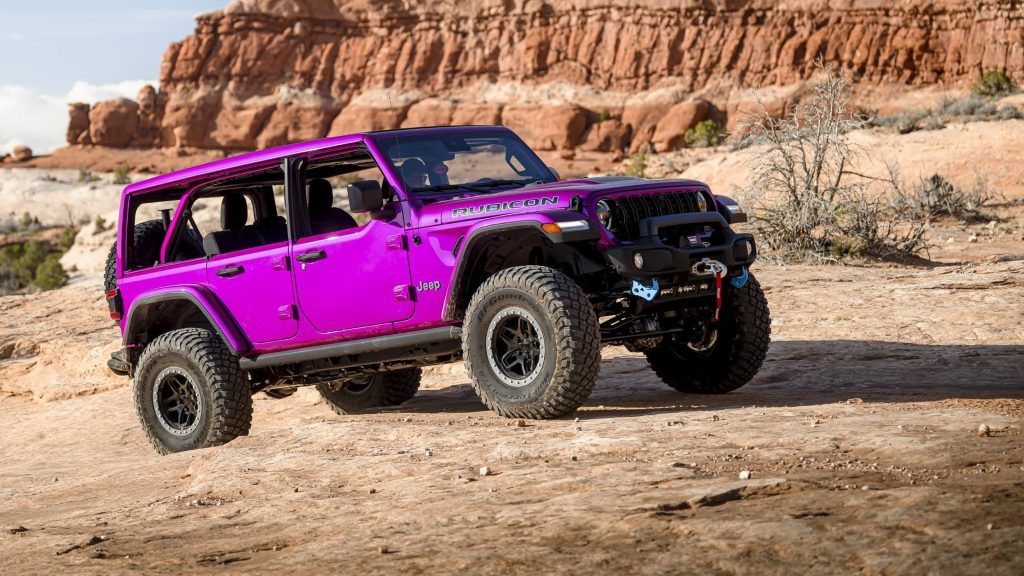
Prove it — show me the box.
[203,193,267,256]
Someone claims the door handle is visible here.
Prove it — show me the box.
[296,250,326,263]
[216,265,244,278]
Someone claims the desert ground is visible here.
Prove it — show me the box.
[1,127,1023,574]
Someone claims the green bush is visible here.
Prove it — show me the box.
[113,165,132,185]
[684,120,724,148]
[34,255,68,290]
[971,70,1016,99]
[78,170,100,184]
[58,226,78,251]
[0,240,69,292]
[626,152,647,178]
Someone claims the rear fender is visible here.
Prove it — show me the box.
[122,287,250,357]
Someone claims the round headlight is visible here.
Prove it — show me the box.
[696,192,708,212]
[633,251,645,269]
[595,200,613,229]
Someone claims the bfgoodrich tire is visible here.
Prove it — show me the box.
[316,368,422,415]
[463,265,600,419]
[645,273,771,394]
[133,328,252,454]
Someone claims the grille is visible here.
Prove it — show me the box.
[603,191,707,241]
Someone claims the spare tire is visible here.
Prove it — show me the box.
[103,219,167,293]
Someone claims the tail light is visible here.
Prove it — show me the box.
[106,289,123,321]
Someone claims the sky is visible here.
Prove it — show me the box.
[0,0,225,155]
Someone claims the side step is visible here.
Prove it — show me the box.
[107,348,131,376]
[238,326,463,371]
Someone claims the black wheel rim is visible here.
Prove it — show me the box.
[153,367,202,436]
[485,306,545,387]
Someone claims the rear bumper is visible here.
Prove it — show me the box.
[602,212,757,279]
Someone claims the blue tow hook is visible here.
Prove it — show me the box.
[631,277,660,301]
[730,267,749,289]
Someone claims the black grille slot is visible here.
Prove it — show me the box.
[605,191,707,241]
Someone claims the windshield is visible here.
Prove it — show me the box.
[376,130,555,194]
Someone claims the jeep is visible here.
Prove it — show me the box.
[103,126,770,454]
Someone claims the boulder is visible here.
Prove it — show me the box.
[652,100,711,152]
[402,99,455,128]
[502,104,586,150]
[622,101,673,154]
[10,146,33,163]
[451,104,503,126]
[66,103,91,145]
[580,119,632,153]
[88,98,140,147]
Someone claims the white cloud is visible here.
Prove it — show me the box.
[0,80,157,155]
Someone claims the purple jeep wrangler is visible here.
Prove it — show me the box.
[104,126,769,454]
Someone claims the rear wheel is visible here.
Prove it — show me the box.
[463,266,601,419]
[316,368,422,415]
[133,328,252,454]
[645,273,770,394]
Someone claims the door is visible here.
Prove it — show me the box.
[292,220,413,333]
[289,148,414,334]
[207,244,298,343]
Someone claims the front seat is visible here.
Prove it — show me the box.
[203,193,265,256]
[307,178,357,234]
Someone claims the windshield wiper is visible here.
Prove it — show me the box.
[461,179,538,192]
[411,184,470,194]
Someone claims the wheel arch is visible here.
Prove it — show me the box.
[123,288,250,362]
[442,216,603,322]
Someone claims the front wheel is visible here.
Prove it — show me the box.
[463,266,601,419]
[645,273,771,394]
[133,328,253,454]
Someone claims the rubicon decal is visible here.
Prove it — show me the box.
[451,196,558,218]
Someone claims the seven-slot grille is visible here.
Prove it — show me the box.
[602,191,708,241]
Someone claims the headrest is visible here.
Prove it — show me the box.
[220,193,248,231]
[307,178,334,213]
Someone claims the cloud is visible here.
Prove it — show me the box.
[0,80,156,155]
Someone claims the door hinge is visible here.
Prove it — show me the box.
[386,234,407,251]
[393,284,413,302]
[278,304,297,320]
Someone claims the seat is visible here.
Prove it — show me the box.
[203,193,266,256]
[307,178,357,235]
[252,185,288,243]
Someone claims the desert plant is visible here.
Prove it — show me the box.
[113,165,132,185]
[598,109,613,122]
[997,105,1023,120]
[684,119,724,148]
[736,64,929,261]
[33,255,68,290]
[892,173,1003,220]
[93,215,109,234]
[78,170,100,184]
[626,151,647,178]
[58,226,78,251]
[971,70,1016,99]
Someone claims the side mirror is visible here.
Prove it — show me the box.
[347,180,384,213]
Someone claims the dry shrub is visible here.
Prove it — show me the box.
[892,173,1003,221]
[736,64,929,262]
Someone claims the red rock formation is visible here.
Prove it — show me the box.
[67,0,1024,154]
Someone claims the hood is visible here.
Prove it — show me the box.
[416,177,712,225]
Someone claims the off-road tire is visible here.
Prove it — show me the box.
[133,328,252,454]
[103,219,167,293]
[645,273,770,394]
[316,368,422,415]
[463,265,601,419]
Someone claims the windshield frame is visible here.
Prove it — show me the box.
[368,127,557,197]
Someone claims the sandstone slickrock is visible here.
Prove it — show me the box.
[9,146,33,163]
[65,0,1024,154]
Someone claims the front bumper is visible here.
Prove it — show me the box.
[602,212,757,279]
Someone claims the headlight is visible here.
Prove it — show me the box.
[595,200,612,229]
[696,192,708,212]
[633,251,645,269]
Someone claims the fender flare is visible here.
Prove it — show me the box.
[441,214,599,321]
[122,287,250,355]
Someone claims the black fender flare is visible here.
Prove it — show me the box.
[122,288,250,356]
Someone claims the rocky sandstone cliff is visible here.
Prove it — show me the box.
[68,0,1024,155]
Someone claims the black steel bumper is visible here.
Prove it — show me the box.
[603,212,756,279]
